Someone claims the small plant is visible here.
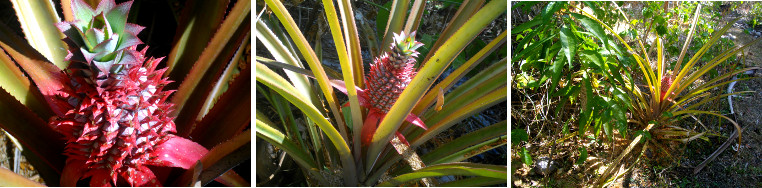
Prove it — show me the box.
[574,4,758,186]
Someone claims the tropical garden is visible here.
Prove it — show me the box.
[512,1,762,187]
[256,0,507,186]
[0,0,250,186]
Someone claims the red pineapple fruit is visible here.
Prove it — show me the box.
[49,0,207,186]
[660,71,674,101]
[360,31,426,146]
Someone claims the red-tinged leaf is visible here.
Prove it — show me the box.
[190,65,250,148]
[0,88,65,186]
[405,113,427,130]
[149,136,208,169]
[61,160,86,186]
[0,31,69,118]
[174,129,251,186]
[362,110,384,146]
[172,4,250,136]
[395,132,410,146]
[0,167,45,187]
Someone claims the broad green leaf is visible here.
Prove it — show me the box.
[560,26,576,69]
[511,19,541,34]
[542,2,564,24]
[511,128,529,144]
[521,148,533,165]
[577,147,588,165]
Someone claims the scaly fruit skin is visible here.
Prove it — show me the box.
[660,71,674,101]
[49,0,207,186]
[365,32,424,113]
[361,31,424,146]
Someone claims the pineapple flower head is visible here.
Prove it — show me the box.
[49,0,208,186]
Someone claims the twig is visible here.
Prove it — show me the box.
[693,124,748,175]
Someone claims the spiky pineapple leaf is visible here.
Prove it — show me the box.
[0,29,68,118]
[421,121,506,165]
[166,0,229,86]
[376,163,507,186]
[0,38,51,119]
[366,1,506,166]
[175,129,251,186]
[172,0,250,136]
[190,65,250,148]
[0,86,64,186]
[10,0,68,69]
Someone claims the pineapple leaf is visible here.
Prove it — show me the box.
[0,167,45,186]
[148,136,208,169]
[172,0,250,136]
[166,0,229,84]
[376,162,507,186]
[190,65,250,148]
[0,87,65,186]
[175,129,251,186]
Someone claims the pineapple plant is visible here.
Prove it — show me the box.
[49,0,207,186]
[361,31,426,146]
[0,0,251,186]
[257,0,507,186]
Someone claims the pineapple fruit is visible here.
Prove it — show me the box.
[49,0,206,186]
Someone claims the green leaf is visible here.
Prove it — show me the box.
[512,19,541,34]
[10,0,68,69]
[0,87,64,186]
[570,13,609,49]
[576,147,588,165]
[189,65,250,148]
[438,177,506,187]
[166,0,229,85]
[542,2,564,24]
[521,147,533,165]
[377,163,507,187]
[367,0,506,171]
[560,26,576,69]
[172,0,250,136]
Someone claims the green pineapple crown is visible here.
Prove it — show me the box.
[56,0,143,73]
[389,31,424,68]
